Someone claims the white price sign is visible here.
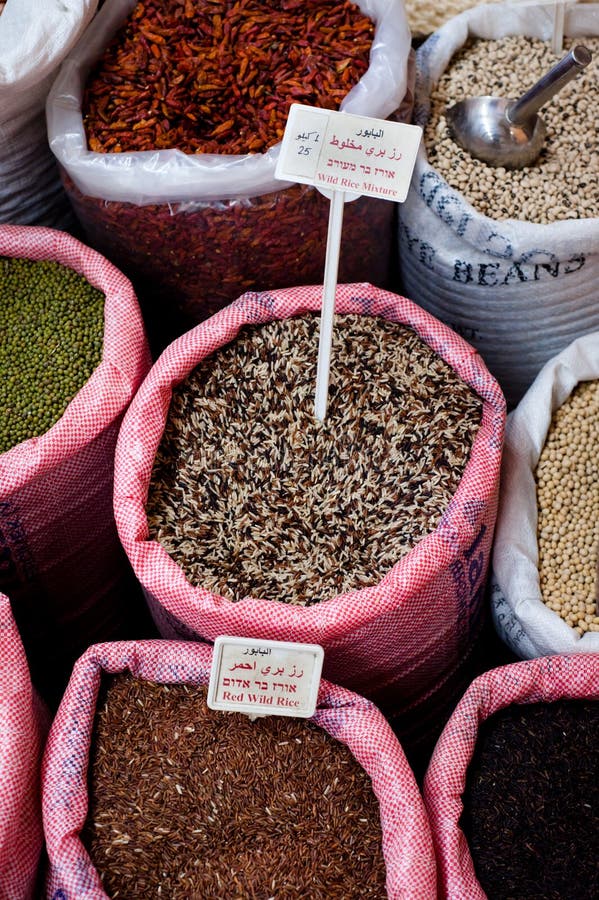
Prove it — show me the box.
[208,636,324,719]
[275,104,422,203]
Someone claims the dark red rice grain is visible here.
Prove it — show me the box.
[82,674,387,898]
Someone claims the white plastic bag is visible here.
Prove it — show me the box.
[45,0,412,336]
[398,3,599,408]
[0,0,98,226]
[491,331,599,658]
[47,0,411,204]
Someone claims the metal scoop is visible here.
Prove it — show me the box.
[445,45,592,169]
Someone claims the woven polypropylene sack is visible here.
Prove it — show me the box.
[0,592,49,900]
[491,331,599,658]
[42,639,437,899]
[113,283,506,752]
[398,3,599,409]
[0,0,98,228]
[0,225,152,706]
[46,0,412,345]
[423,653,599,899]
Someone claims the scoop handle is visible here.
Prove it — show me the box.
[507,45,592,126]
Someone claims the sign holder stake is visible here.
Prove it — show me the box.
[315,189,345,421]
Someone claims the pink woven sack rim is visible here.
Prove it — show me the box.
[42,639,437,899]
[0,591,46,900]
[423,653,599,899]
[0,224,150,492]
[114,282,505,640]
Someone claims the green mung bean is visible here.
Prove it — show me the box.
[0,256,104,452]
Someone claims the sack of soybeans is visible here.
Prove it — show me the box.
[0,224,152,707]
[491,331,599,659]
[113,283,506,758]
[0,0,98,229]
[398,3,599,408]
[0,591,49,900]
[42,639,437,898]
[46,0,412,348]
[424,654,599,899]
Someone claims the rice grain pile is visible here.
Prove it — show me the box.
[82,674,387,899]
[535,380,599,635]
[425,35,599,223]
[461,699,599,898]
[147,313,483,605]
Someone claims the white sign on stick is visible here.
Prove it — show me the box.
[276,104,422,203]
[208,636,324,719]
[275,105,422,422]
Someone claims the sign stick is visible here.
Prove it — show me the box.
[275,104,422,423]
[552,2,565,54]
[315,189,345,422]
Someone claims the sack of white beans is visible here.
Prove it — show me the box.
[491,331,599,658]
[423,654,599,899]
[113,282,505,756]
[0,592,49,900]
[0,0,98,228]
[42,639,437,898]
[0,225,151,707]
[398,3,599,408]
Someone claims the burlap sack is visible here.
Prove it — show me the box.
[113,283,506,755]
[0,225,151,706]
[0,592,49,900]
[423,653,599,898]
[398,3,599,408]
[42,639,437,898]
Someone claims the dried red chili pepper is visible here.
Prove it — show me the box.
[83,0,374,156]
[64,0,399,351]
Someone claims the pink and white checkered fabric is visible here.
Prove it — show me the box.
[0,225,151,703]
[114,283,506,717]
[423,653,599,898]
[0,592,48,900]
[42,639,437,899]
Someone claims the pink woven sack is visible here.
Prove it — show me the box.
[42,638,437,898]
[114,283,506,751]
[0,591,49,900]
[423,653,599,899]
[0,225,151,706]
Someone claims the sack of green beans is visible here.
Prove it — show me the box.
[42,639,437,898]
[423,654,599,899]
[0,592,49,900]
[0,224,152,707]
[46,0,412,349]
[398,3,599,408]
[113,282,506,758]
[491,331,599,659]
[0,0,98,229]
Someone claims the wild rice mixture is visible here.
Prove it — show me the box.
[147,313,482,605]
[82,674,387,899]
